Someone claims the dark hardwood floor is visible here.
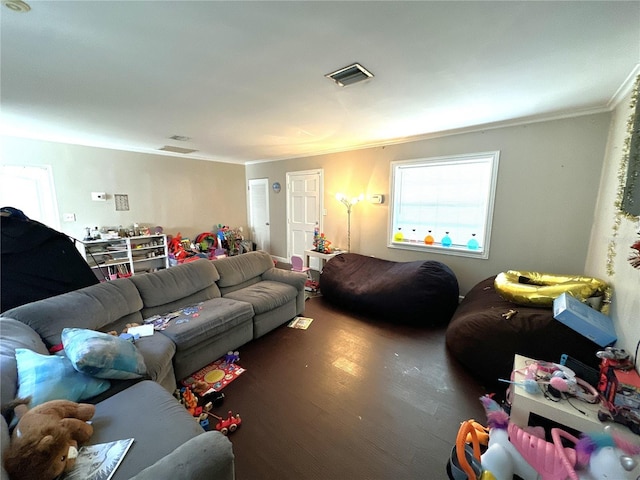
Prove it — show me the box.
[217,296,492,480]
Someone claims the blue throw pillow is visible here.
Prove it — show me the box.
[15,349,110,407]
[62,328,147,380]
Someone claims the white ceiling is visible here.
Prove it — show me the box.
[1,1,639,164]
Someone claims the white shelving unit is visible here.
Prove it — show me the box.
[78,234,169,281]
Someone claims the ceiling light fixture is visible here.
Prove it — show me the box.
[325,63,374,87]
[2,0,30,12]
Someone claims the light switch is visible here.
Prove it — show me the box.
[63,213,76,222]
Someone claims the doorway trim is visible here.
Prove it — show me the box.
[285,169,324,263]
[247,177,270,253]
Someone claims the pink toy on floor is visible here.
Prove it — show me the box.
[481,394,579,479]
[508,423,579,480]
[479,395,640,480]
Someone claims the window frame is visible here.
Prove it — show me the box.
[0,164,61,231]
[388,151,500,259]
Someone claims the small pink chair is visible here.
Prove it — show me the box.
[290,255,311,276]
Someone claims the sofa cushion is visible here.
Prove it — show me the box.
[90,380,211,480]
[214,251,274,288]
[62,328,147,380]
[99,317,176,387]
[1,279,144,348]
[157,298,254,351]
[0,318,49,406]
[130,431,234,480]
[223,281,298,315]
[131,259,221,310]
[15,348,110,407]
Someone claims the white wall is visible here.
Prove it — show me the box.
[1,137,248,242]
[247,112,611,294]
[586,87,640,357]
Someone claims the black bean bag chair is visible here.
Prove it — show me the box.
[319,253,459,325]
[1,209,99,312]
[445,276,600,388]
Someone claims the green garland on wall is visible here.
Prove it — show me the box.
[607,74,640,277]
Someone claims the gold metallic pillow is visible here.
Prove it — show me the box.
[494,270,611,313]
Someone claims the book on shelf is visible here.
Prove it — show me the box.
[62,438,134,480]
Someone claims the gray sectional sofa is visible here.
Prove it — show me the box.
[1,250,307,479]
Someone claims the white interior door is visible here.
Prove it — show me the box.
[248,178,270,252]
[287,169,323,265]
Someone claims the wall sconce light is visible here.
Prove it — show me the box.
[335,193,364,252]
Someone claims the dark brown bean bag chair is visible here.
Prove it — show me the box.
[1,209,99,312]
[319,253,459,326]
[445,276,600,388]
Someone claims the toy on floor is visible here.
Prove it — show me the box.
[189,380,226,407]
[206,410,242,436]
[191,380,211,396]
[224,350,240,365]
[3,399,95,480]
[477,395,640,480]
[180,387,200,416]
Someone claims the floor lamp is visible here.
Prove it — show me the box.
[335,193,364,252]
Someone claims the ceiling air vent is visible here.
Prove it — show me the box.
[169,135,191,142]
[159,145,197,154]
[325,63,374,87]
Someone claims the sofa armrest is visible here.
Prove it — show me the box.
[130,431,234,480]
[262,268,306,291]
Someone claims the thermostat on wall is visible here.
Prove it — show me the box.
[370,194,384,204]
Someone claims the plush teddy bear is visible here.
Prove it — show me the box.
[3,399,96,480]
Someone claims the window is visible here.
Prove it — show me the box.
[0,165,60,230]
[389,151,499,259]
